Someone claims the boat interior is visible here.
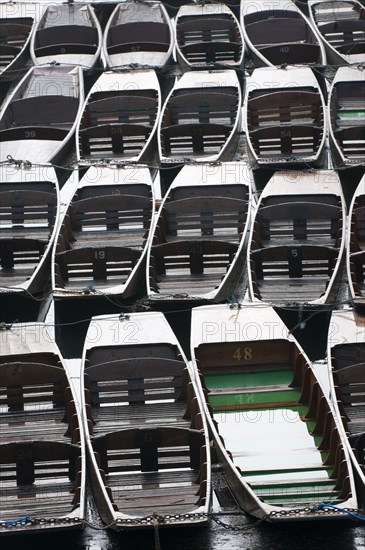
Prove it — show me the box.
[78,89,159,160]
[243,9,322,65]
[160,87,239,158]
[246,87,324,162]
[349,193,365,300]
[194,338,353,507]
[85,342,208,517]
[311,1,365,58]
[54,183,153,292]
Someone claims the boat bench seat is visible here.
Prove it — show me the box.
[79,123,151,158]
[334,126,365,159]
[34,43,98,56]
[161,123,232,157]
[157,196,247,242]
[250,125,323,159]
[0,125,69,142]
[0,440,81,518]
[56,194,151,252]
[0,189,57,239]
[181,41,242,64]
[252,245,338,280]
[85,95,158,127]
[319,20,365,50]
[84,357,199,432]
[167,89,238,126]
[107,22,170,54]
[256,202,342,246]
[0,361,79,442]
[351,206,365,250]
[0,237,46,270]
[55,246,141,288]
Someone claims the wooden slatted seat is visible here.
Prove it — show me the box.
[107,22,170,54]
[349,251,365,296]
[319,20,365,52]
[0,362,78,443]
[255,202,342,247]
[251,245,338,302]
[165,89,238,126]
[79,123,151,158]
[156,196,247,243]
[351,206,365,251]
[161,123,232,157]
[85,94,157,127]
[149,240,237,295]
[84,357,196,433]
[181,41,241,64]
[334,126,365,160]
[247,90,323,128]
[92,427,207,512]
[0,189,57,240]
[250,125,323,159]
[0,238,46,270]
[0,440,81,521]
[55,246,141,289]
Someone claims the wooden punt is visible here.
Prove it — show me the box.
[30,3,102,70]
[76,69,161,164]
[0,64,84,165]
[244,66,327,168]
[0,2,36,81]
[327,307,365,506]
[0,322,86,535]
[328,66,365,168]
[175,3,244,71]
[158,70,242,164]
[240,0,326,67]
[0,164,60,297]
[347,174,365,309]
[308,0,365,65]
[52,164,155,300]
[247,170,346,307]
[81,311,211,530]
[190,303,359,522]
[146,162,253,303]
[103,0,173,69]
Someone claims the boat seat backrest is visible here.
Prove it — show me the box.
[0,190,57,228]
[93,427,204,474]
[248,90,323,127]
[11,96,80,126]
[0,440,79,486]
[35,25,98,48]
[159,196,247,240]
[70,194,151,232]
[150,240,237,276]
[258,202,342,241]
[245,18,308,44]
[167,89,238,125]
[0,362,67,411]
[0,238,45,270]
[108,21,170,49]
[84,357,186,407]
[55,246,140,284]
[252,245,338,279]
[161,122,232,156]
[86,95,157,127]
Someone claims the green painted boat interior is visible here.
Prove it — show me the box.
[197,340,345,507]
